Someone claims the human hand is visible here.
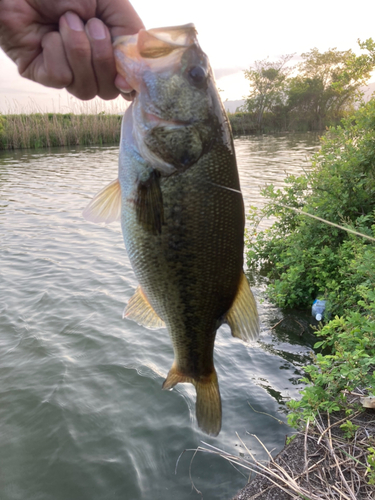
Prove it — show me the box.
[0,0,143,100]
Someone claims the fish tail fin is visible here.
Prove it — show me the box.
[194,370,222,436]
[162,363,222,436]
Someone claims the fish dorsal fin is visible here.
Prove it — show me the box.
[124,286,165,329]
[83,179,121,224]
[135,170,164,234]
[225,273,259,342]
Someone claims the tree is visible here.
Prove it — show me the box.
[244,54,294,130]
[287,40,375,129]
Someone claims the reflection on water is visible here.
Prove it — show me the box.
[0,133,322,500]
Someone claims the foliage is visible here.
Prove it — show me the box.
[287,45,373,130]
[340,420,359,439]
[227,112,257,135]
[246,99,375,315]
[367,447,375,485]
[243,54,294,130]
[243,38,375,131]
[287,282,375,427]
[245,100,375,428]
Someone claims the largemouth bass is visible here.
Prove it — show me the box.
[83,24,259,436]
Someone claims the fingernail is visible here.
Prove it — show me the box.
[115,74,133,92]
[64,11,84,32]
[86,18,106,40]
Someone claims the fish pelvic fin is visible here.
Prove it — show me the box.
[124,286,165,329]
[226,272,260,342]
[135,170,164,234]
[83,179,121,224]
[162,364,222,436]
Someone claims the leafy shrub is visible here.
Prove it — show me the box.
[246,99,375,317]
[246,99,375,427]
[287,282,375,427]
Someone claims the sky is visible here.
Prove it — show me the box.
[0,0,374,112]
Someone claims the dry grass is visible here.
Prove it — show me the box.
[0,112,123,150]
[188,409,375,499]
[0,98,129,150]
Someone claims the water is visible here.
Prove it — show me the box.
[0,133,321,500]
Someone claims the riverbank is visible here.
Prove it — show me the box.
[231,398,375,499]
[0,111,329,150]
[237,99,375,499]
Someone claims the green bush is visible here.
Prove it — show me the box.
[246,99,375,317]
[287,281,375,427]
[246,99,375,426]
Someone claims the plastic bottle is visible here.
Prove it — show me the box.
[312,299,326,321]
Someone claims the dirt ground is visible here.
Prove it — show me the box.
[231,408,375,500]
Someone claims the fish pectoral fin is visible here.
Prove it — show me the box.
[225,272,260,342]
[82,179,121,224]
[123,286,165,329]
[135,170,164,234]
[163,364,222,436]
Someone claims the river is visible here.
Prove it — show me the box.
[0,133,321,500]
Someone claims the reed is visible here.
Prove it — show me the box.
[0,112,123,150]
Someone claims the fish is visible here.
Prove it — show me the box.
[83,24,259,436]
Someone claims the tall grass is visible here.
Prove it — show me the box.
[0,112,123,150]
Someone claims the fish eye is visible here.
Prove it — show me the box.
[187,66,207,87]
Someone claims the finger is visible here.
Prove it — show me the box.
[85,18,119,100]
[59,11,98,100]
[115,74,133,92]
[96,0,144,38]
[20,31,73,89]
[40,31,73,88]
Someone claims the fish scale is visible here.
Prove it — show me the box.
[83,24,259,436]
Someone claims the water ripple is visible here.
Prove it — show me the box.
[0,135,321,500]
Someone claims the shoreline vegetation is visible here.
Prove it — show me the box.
[239,97,375,498]
[0,110,349,151]
[0,112,123,150]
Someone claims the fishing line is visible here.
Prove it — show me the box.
[207,181,242,194]
[276,203,375,243]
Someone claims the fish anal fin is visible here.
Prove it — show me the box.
[83,179,121,224]
[124,286,165,329]
[135,170,164,234]
[226,272,260,342]
[163,364,222,436]
[162,362,192,390]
